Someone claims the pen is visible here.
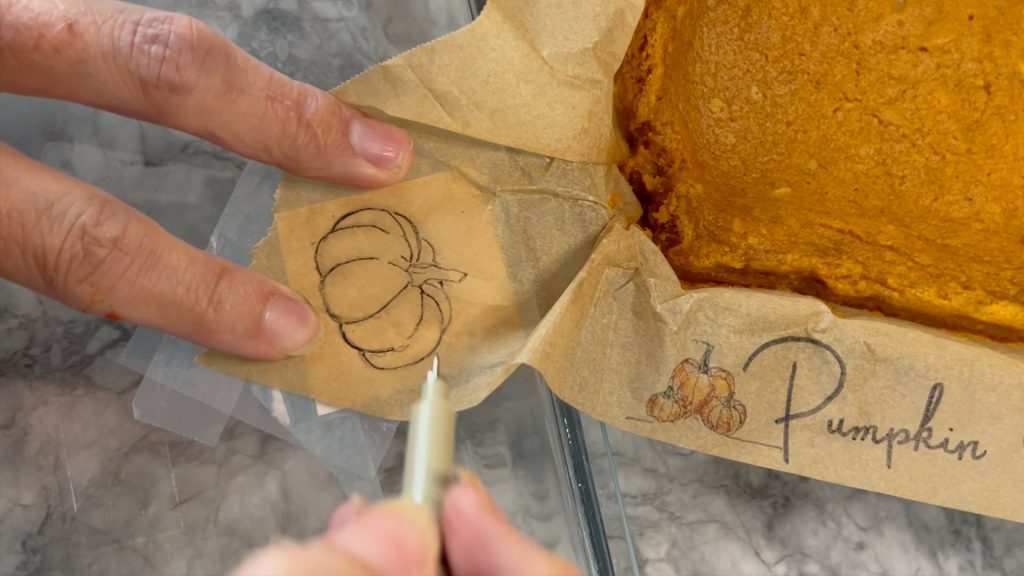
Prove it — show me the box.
[401,356,455,573]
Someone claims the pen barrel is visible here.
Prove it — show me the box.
[401,379,455,510]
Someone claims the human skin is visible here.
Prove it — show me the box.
[231,472,581,576]
[0,0,415,359]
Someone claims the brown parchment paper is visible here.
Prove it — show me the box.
[202,0,1024,523]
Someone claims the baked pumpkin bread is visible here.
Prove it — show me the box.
[615,0,1024,341]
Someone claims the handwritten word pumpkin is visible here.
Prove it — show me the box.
[647,386,686,423]
[315,208,467,370]
[671,342,735,418]
[701,395,747,436]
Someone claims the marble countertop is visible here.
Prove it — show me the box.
[584,418,1023,576]
[1,1,1021,575]
[0,1,466,574]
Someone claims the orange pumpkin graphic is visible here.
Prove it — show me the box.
[646,386,686,423]
[670,342,735,418]
[701,395,747,436]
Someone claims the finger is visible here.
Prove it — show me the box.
[443,471,582,576]
[327,494,369,531]
[0,0,412,187]
[0,142,320,359]
[233,501,438,576]
[231,539,375,576]
[324,500,440,576]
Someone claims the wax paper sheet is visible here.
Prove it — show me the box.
[123,162,398,498]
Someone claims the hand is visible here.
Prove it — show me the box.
[231,473,581,576]
[0,0,414,359]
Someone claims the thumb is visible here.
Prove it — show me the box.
[232,500,440,576]
[443,472,581,576]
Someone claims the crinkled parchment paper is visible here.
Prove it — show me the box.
[202,0,1024,522]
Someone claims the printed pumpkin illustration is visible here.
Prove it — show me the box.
[315,208,467,370]
[701,395,747,436]
[670,342,735,418]
[644,341,750,438]
[646,386,686,423]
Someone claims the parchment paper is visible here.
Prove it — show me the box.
[202,0,1024,523]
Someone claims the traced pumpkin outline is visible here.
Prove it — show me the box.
[315,208,467,370]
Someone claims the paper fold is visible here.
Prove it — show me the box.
[334,0,642,163]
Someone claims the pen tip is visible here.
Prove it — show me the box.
[423,355,446,398]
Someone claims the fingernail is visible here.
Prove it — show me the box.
[327,494,368,532]
[263,292,321,356]
[327,500,439,575]
[348,116,413,171]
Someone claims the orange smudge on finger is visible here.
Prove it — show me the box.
[104,310,120,320]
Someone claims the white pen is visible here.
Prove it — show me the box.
[401,356,455,573]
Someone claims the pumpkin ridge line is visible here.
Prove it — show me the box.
[331,207,391,227]
[379,290,443,367]
[332,223,390,235]
[340,326,399,354]
[388,210,418,263]
[319,257,381,278]
[398,290,429,345]
[323,265,412,324]
[403,214,425,263]
[422,283,452,331]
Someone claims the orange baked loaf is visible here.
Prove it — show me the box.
[615,0,1024,341]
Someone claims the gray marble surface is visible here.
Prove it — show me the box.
[583,418,1024,576]
[2,1,1023,575]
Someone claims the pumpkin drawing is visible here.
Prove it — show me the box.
[315,208,467,370]
[646,386,686,423]
[701,395,747,436]
[670,342,735,418]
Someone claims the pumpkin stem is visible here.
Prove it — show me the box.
[695,340,714,374]
[408,263,467,287]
